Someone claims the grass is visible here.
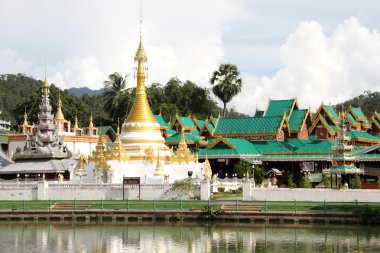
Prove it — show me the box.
[212,191,242,200]
[0,200,379,213]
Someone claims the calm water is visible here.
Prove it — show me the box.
[0,222,379,253]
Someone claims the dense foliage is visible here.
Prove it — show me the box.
[335,90,380,116]
[0,74,220,130]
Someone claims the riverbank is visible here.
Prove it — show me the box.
[0,209,360,225]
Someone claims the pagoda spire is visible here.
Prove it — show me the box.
[55,93,65,121]
[89,112,94,129]
[23,108,28,126]
[124,13,156,124]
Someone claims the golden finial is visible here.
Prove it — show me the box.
[74,114,79,128]
[159,108,162,116]
[124,5,157,125]
[89,112,94,128]
[23,107,28,126]
[55,93,65,121]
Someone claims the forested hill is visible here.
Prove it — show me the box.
[334,90,380,116]
[67,87,106,97]
[0,74,221,130]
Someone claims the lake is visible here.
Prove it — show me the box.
[0,222,379,252]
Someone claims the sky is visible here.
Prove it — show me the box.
[1,0,380,115]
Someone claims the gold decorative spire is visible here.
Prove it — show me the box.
[203,156,212,179]
[23,108,28,126]
[89,112,94,129]
[74,114,79,129]
[125,34,156,124]
[42,77,49,97]
[154,150,165,176]
[55,94,65,121]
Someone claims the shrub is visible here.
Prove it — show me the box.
[171,178,195,196]
[322,174,330,188]
[353,206,380,225]
[353,174,361,189]
[300,175,312,188]
[288,174,296,188]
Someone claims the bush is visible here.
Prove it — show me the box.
[287,174,296,188]
[353,174,361,189]
[253,166,265,185]
[322,174,330,188]
[300,175,312,188]
[234,160,252,178]
[353,206,380,225]
[171,178,195,196]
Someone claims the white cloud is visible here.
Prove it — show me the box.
[0,0,241,90]
[0,49,31,73]
[232,18,380,115]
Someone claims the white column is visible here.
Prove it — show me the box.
[242,179,252,201]
[37,180,48,200]
[200,178,211,200]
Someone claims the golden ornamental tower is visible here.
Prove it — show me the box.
[120,35,171,162]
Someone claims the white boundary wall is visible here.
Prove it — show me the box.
[0,181,201,200]
[244,183,380,202]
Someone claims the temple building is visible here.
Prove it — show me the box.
[0,77,77,180]
[77,34,206,184]
[8,92,109,159]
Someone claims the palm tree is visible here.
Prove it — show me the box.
[103,72,128,121]
[210,63,243,117]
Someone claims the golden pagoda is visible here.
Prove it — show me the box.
[120,35,172,162]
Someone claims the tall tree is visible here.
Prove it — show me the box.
[103,72,128,121]
[210,63,243,117]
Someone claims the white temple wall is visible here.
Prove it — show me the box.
[65,141,95,157]
[244,184,380,202]
[0,184,37,200]
[0,182,200,200]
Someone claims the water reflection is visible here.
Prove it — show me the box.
[0,222,379,252]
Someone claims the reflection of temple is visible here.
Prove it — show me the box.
[79,34,205,184]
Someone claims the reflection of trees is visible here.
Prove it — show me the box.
[0,223,380,252]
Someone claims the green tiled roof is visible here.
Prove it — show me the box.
[178,116,196,128]
[295,140,336,154]
[285,138,312,148]
[199,138,259,157]
[154,115,170,128]
[166,129,177,136]
[265,99,294,117]
[192,129,199,136]
[324,105,339,120]
[196,119,205,129]
[165,133,201,144]
[97,126,116,136]
[348,130,380,141]
[328,165,361,174]
[214,116,283,135]
[254,110,264,117]
[351,107,366,121]
[319,116,335,133]
[289,109,307,131]
[206,122,215,132]
[252,141,293,154]
[347,112,359,125]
